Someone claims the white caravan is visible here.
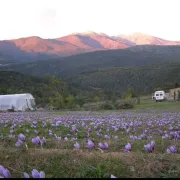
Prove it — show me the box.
[153,90,167,102]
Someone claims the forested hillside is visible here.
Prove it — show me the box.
[1,45,180,77]
[0,71,121,109]
[68,61,180,95]
[0,71,72,106]
[1,45,180,101]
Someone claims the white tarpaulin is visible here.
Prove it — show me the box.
[0,93,36,111]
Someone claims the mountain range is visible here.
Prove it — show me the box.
[1,31,180,62]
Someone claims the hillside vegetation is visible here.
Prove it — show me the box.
[0,71,71,106]
[1,45,180,78]
[0,45,180,106]
[0,71,122,109]
[69,61,180,95]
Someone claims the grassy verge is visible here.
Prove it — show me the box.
[1,144,180,178]
[134,97,180,111]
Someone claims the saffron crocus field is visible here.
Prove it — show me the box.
[1,110,180,178]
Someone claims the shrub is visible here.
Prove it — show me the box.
[7,109,15,112]
[115,101,134,109]
[100,101,115,110]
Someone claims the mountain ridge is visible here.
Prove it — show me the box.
[1,32,180,62]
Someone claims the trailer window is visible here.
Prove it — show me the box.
[156,94,159,96]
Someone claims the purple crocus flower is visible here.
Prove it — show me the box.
[32,169,45,178]
[169,132,175,139]
[144,144,152,153]
[104,142,109,150]
[48,130,54,136]
[111,174,117,178]
[162,134,169,140]
[33,121,37,125]
[130,135,137,141]
[150,140,155,151]
[167,146,177,153]
[87,140,95,149]
[0,165,11,178]
[32,136,46,148]
[98,142,109,150]
[74,142,80,149]
[124,143,131,152]
[18,133,26,142]
[15,139,24,147]
[15,133,28,149]
[71,137,77,141]
[104,135,110,139]
[24,172,30,178]
[147,136,152,140]
[143,129,148,134]
[88,127,91,133]
[41,137,46,146]
[24,169,45,178]
[98,143,104,149]
[72,126,77,133]
[56,136,62,141]
[32,136,41,145]
[144,140,155,153]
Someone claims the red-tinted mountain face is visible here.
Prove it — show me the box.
[9,36,86,56]
[57,32,130,51]
[1,32,180,61]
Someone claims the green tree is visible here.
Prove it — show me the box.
[93,96,100,102]
[154,87,163,91]
[124,88,138,100]
[49,93,65,109]
[174,82,179,88]
[75,94,85,107]
[65,94,75,108]
[49,97,54,111]
[56,94,64,109]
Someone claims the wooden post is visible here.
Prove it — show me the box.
[174,91,176,100]
[178,90,180,101]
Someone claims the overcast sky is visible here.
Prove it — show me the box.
[0,0,180,40]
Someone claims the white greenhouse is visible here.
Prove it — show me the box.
[0,93,36,111]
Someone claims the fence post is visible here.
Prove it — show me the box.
[174,91,176,100]
[178,90,180,101]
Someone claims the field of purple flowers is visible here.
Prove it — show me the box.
[1,110,180,178]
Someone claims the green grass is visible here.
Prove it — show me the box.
[1,146,180,178]
[134,98,180,111]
